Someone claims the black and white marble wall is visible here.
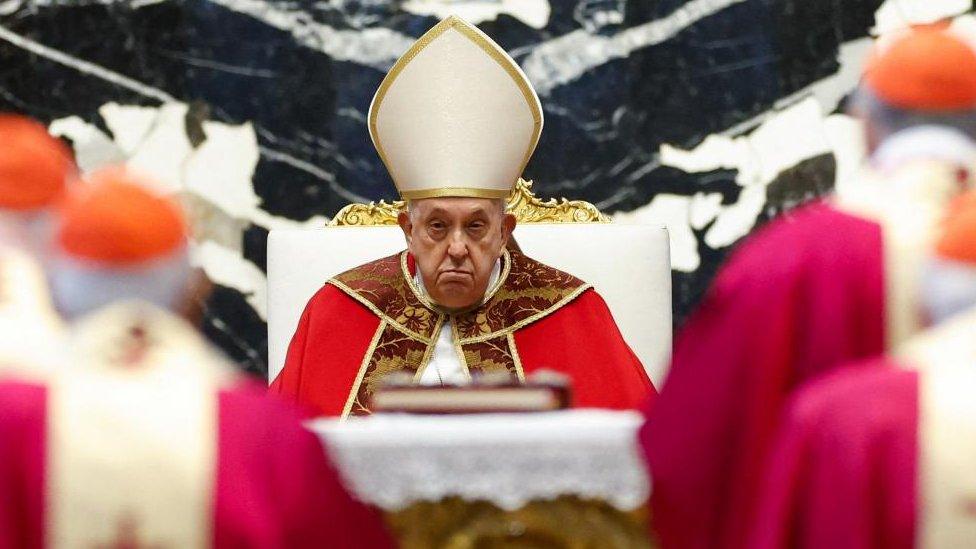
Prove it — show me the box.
[0,0,971,376]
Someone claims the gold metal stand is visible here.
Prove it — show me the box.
[385,496,652,549]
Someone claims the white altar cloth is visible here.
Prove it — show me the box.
[308,410,651,511]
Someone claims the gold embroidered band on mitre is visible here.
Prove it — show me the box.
[328,248,590,418]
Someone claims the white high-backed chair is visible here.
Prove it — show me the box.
[266,181,673,387]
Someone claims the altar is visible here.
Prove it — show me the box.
[309,410,653,548]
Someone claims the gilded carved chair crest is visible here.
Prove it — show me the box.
[329,179,611,226]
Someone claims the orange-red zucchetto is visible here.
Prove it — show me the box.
[936,191,976,264]
[57,167,188,266]
[0,114,75,211]
[864,28,976,111]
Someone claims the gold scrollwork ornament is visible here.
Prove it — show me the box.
[505,179,609,224]
[328,199,403,227]
[329,179,610,226]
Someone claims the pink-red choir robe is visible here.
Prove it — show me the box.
[749,362,916,549]
[0,378,396,549]
[640,201,887,549]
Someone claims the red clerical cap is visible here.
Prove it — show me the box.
[937,191,976,263]
[864,28,976,111]
[0,114,74,211]
[57,168,188,266]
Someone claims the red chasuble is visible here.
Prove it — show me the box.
[0,378,395,549]
[748,363,917,549]
[271,248,654,417]
[640,202,887,549]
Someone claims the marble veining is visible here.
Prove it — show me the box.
[0,0,970,376]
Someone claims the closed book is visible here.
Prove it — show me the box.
[370,383,571,414]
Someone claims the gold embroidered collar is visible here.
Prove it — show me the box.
[329,248,591,418]
[328,248,590,344]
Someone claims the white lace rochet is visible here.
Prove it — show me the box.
[308,410,651,511]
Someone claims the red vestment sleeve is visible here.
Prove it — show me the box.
[640,203,886,549]
[749,363,917,549]
[270,285,381,417]
[515,289,655,410]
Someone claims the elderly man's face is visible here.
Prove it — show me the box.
[398,197,515,310]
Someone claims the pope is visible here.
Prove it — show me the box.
[271,16,655,418]
[640,26,976,549]
[0,170,395,548]
[750,191,976,549]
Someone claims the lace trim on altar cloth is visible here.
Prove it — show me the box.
[308,410,651,511]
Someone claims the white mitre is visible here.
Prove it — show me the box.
[368,15,543,200]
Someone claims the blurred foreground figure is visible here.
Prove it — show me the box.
[0,171,394,548]
[751,192,976,549]
[641,27,976,549]
[272,16,653,417]
[0,114,75,377]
